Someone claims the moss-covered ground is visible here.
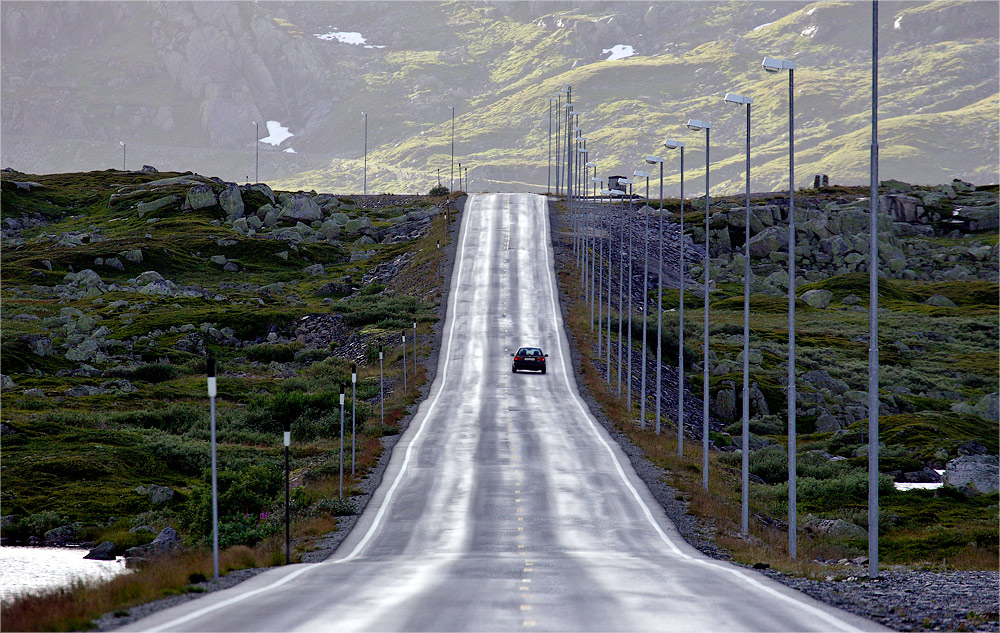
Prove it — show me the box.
[0,169,456,626]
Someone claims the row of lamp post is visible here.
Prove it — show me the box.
[556,40,880,577]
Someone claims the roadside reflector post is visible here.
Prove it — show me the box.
[402,331,407,391]
[379,345,385,426]
[207,356,219,580]
[339,385,345,500]
[283,416,291,565]
[413,321,417,377]
[351,364,357,476]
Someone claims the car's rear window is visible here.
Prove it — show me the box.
[518,348,542,356]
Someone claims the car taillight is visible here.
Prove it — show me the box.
[515,357,522,361]
[539,358,545,362]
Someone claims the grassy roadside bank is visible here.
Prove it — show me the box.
[548,195,998,576]
[1,169,464,631]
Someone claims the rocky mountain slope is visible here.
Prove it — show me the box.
[1,1,997,194]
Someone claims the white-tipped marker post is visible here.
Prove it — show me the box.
[207,356,219,579]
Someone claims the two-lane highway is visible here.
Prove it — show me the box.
[126,194,882,632]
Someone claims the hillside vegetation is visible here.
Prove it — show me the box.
[2,2,996,194]
[0,167,454,564]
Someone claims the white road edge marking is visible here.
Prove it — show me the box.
[537,194,864,633]
[147,195,480,633]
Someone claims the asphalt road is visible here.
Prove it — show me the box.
[125,193,883,632]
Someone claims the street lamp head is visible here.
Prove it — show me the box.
[566,103,574,111]
[577,148,589,154]
[591,177,602,183]
[633,170,651,178]
[645,155,664,164]
[686,119,712,131]
[601,189,613,195]
[362,111,367,116]
[561,83,571,90]
[573,126,582,132]
[449,105,455,111]
[119,141,125,146]
[585,162,596,168]
[618,178,632,185]
[724,92,753,105]
[762,56,797,72]
[663,139,686,150]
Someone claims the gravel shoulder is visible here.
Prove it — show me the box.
[547,199,999,633]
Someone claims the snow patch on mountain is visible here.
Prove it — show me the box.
[260,121,293,147]
[314,30,385,49]
[602,44,634,61]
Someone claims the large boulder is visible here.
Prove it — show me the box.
[136,195,180,218]
[135,484,175,505]
[261,204,283,228]
[923,294,956,307]
[748,226,788,258]
[942,455,999,496]
[951,392,999,424]
[815,409,844,433]
[84,541,116,560]
[801,289,832,309]
[125,526,180,566]
[219,183,245,221]
[319,219,341,240]
[182,184,217,210]
[282,194,322,221]
[804,517,867,540]
[881,194,924,223]
[802,369,849,394]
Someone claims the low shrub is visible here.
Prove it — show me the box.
[312,498,357,517]
[246,342,304,364]
[111,404,202,435]
[749,444,787,484]
[105,363,179,383]
[183,464,283,544]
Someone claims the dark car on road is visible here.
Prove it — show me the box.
[511,347,548,373]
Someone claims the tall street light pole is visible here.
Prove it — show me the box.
[563,84,572,197]
[646,155,665,435]
[606,188,618,383]
[547,98,555,194]
[555,93,563,194]
[763,55,798,559]
[625,180,635,411]
[449,106,456,193]
[578,139,584,275]
[724,91,754,537]
[686,118,712,490]
[634,169,652,429]
[616,182,631,394]
[868,0,881,580]
[663,140,686,452]
[252,121,259,183]
[588,165,598,330]
[362,112,368,195]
